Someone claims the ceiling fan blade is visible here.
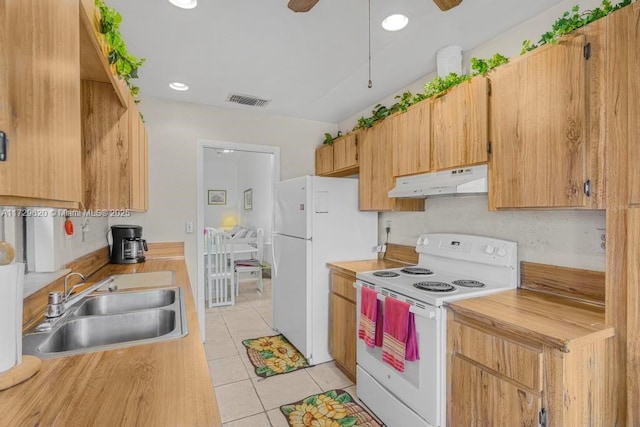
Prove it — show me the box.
[287,0,319,13]
[432,0,462,11]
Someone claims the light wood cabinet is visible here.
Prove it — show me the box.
[128,98,149,212]
[450,355,541,426]
[392,101,431,177]
[315,132,360,177]
[431,77,488,171]
[333,132,358,172]
[0,0,82,208]
[628,8,640,206]
[448,311,609,426]
[359,121,424,212]
[329,270,357,381]
[315,144,333,175]
[489,23,604,209]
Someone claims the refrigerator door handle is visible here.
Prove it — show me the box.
[271,233,278,277]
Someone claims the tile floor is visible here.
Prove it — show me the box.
[204,279,362,427]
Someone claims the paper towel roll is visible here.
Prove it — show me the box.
[0,263,25,373]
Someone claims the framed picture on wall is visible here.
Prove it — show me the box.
[244,188,253,210]
[208,190,227,205]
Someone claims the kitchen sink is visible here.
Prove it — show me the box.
[23,287,188,359]
[73,289,176,316]
[37,310,177,353]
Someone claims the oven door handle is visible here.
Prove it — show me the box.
[375,293,437,319]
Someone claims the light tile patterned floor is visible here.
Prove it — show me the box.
[204,279,358,426]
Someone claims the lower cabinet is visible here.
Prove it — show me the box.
[448,314,610,426]
[328,270,357,381]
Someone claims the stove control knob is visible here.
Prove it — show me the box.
[497,247,507,257]
[484,245,495,255]
[422,238,430,246]
[417,237,423,246]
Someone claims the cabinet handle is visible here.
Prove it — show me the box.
[0,131,7,161]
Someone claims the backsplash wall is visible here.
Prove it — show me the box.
[380,196,606,271]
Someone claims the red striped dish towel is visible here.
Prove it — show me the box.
[358,286,379,348]
[382,297,412,372]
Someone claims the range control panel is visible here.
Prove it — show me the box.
[415,233,517,268]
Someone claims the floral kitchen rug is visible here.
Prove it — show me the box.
[242,334,309,378]
[280,389,382,427]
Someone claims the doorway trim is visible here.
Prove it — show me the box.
[196,140,280,337]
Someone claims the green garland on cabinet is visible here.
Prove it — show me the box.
[347,0,629,133]
[94,0,145,103]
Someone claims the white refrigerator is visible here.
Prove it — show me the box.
[272,176,377,365]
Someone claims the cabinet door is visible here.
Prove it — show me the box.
[360,121,424,212]
[82,81,129,209]
[449,355,541,426]
[129,100,148,212]
[0,0,81,207]
[329,292,356,379]
[489,35,591,209]
[393,101,431,177]
[333,132,358,171]
[0,0,9,160]
[315,144,334,175]
[432,77,488,171]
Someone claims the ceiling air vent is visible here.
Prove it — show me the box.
[226,93,271,108]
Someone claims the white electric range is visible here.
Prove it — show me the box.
[355,233,518,427]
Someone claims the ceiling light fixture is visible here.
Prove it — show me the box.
[169,82,189,91]
[382,14,409,31]
[169,0,197,9]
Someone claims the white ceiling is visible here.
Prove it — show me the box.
[108,0,564,123]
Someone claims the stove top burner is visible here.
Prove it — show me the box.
[413,281,455,292]
[373,271,400,278]
[400,267,434,275]
[452,279,486,288]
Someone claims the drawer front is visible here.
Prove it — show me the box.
[449,319,543,391]
[330,271,356,302]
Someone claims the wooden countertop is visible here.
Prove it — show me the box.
[0,257,221,426]
[447,289,615,353]
[327,259,410,276]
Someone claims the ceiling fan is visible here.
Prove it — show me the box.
[287,0,462,13]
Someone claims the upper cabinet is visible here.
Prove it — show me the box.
[315,131,360,177]
[359,120,424,212]
[128,99,149,212]
[0,0,82,208]
[315,145,334,175]
[489,23,604,210]
[431,76,489,171]
[392,101,431,177]
[625,6,640,206]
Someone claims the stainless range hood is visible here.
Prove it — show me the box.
[389,164,488,198]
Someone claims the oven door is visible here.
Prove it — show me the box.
[355,280,445,427]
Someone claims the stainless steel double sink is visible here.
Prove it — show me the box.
[23,287,188,359]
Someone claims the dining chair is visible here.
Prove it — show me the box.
[205,231,235,307]
[234,228,264,295]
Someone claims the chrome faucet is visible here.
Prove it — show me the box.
[64,272,87,301]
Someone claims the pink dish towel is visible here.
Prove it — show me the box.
[358,286,379,348]
[382,297,420,371]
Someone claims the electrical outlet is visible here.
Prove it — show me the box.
[185,221,194,233]
[597,228,606,254]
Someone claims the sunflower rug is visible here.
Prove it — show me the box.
[242,334,309,378]
[280,389,382,427]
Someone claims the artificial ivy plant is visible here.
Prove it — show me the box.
[95,0,145,102]
[348,0,629,133]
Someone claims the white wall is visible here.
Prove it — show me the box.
[340,0,608,271]
[112,98,338,292]
[203,150,239,230]
[237,151,274,238]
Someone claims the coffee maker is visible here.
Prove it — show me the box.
[109,225,147,264]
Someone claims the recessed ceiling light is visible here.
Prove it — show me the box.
[169,0,197,9]
[382,14,409,31]
[169,82,189,91]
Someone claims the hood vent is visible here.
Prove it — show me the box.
[226,93,271,108]
[389,164,488,198]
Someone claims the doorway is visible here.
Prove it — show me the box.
[196,140,280,337]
